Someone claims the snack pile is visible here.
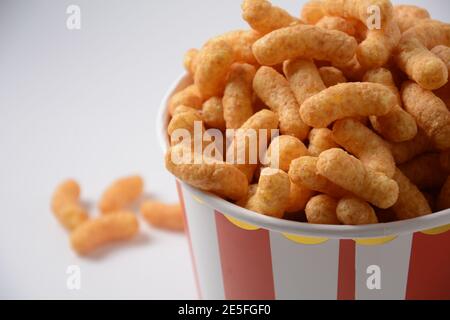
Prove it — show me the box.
[165,0,450,225]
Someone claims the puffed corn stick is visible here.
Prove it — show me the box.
[283,59,326,105]
[300,82,397,128]
[437,176,450,211]
[99,176,144,214]
[391,169,432,220]
[388,129,432,164]
[70,212,139,256]
[168,108,203,145]
[399,153,449,190]
[337,197,378,225]
[431,45,450,71]
[168,85,203,116]
[51,179,88,231]
[195,40,235,99]
[252,24,357,67]
[289,156,349,198]
[318,66,347,87]
[140,201,184,232]
[363,68,417,142]
[332,118,396,177]
[223,63,256,129]
[184,49,199,75]
[244,168,291,218]
[253,66,310,140]
[265,135,309,172]
[202,97,226,131]
[316,16,356,36]
[172,105,201,117]
[286,181,315,214]
[211,30,262,65]
[317,148,399,209]
[308,128,339,156]
[166,144,249,201]
[241,0,299,35]
[305,194,340,225]
[402,81,450,151]
[394,5,431,33]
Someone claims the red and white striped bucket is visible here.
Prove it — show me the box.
[158,74,450,300]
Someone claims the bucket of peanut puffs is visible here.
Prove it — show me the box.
[159,0,450,300]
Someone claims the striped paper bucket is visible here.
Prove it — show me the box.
[158,74,450,300]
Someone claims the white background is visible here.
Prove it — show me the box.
[0,0,448,299]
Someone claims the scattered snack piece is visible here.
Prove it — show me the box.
[332,118,396,177]
[253,66,310,140]
[305,194,340,225]
[70,212,139,256]
[223,63,256,129]
[431,45,450,71]
[289,156,349,199]
[194,40,235,99]
[51,179,88,231]
[141,201,184,232]
[252,24,357,67]
[283,59,326,105]
[391,169,432,220]
[402,81,450,150]
[394,5,430,33]
[318,66,347,87]
[265,135,309,172]
[317,149,399,209]
[363,68,417,142]
[300,82,397,128]
[99,176,144,214]
[337,197,378,225]
[244,168,291,218]
[308,128,339,156]
[166,144,249,201]
[184,48,199,75]
[399,153,449,190]
[437,176,450,211]
[202,97,226,131]
[315,16,356,36]
[396,20,450,90]
[388,129,433,164]
[286,181,315,214]
[241,0,299,35]
[168,84,203,116]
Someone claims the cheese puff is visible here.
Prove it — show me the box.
[223,63,256,129]
[168,109,204,147]
[244,168,291,218]
[305,195,340,225]
[252,24,357,67]
[253,66,310,140]
[168,84,203,116]
[51,179,88,231]
[166,144,249,201]
[289,156,349,198]
[210,30,262,65]
[437,176,450,211]
[140,201,184,232]
[265,135,309,172]
[286,181,315,214]
[394,5,431,33]
[396,20,450,90]
[317,149,399,209]
[332,56,366,81]
[337,197,378,225]
[388,129,433,164]
[300,82,397,128]
[172,105,201,117]
[332,119,396,177]
[184,49,198,75]
[236,184,258,208]
[316,16,356,36]
[227,109,279,182]
[391,169,432,221]
[318,66,347,87]
[70,212,139,256]
[202,97,226,131]
[99,176,144,214]
[241,0,298,35]
[195,40,235,99]
[399,153,449,190]
[431,45,450,70]
[301,0,325,24]
[308,128,339,156]
[434,82,450,110]
[402,81,450,150]
[283,59,326,105]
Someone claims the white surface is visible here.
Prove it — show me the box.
[0,0,448,300]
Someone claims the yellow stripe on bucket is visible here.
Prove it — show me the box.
[224,215,260,231]
[354,235,397,246]
[283,233,329,245]
[192,195,205,204]
[421,224,450,235]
